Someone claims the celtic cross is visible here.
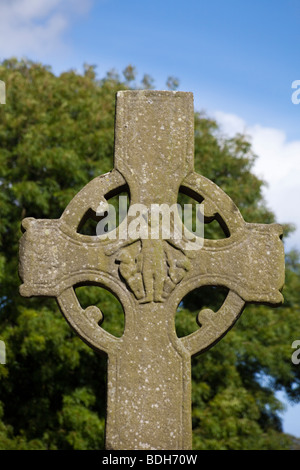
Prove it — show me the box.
[19,91,284,450]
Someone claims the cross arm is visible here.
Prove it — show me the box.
[18,216,116,298]
[186,221,284,306]
[174,222,284,357]
[18,170,129,355]
[174,171,284,358]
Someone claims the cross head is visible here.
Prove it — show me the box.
[19,90,284,450]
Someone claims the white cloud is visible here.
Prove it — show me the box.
[214,110,300,251]
[0,0,92,58]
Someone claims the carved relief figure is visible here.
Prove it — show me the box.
[116,237,190,303]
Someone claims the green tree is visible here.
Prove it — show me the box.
[0,58,299,449]
[141,73,155,90]
[122,64,137,85]
[166,76,180,91]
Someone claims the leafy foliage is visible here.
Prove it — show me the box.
[0,58,299,449]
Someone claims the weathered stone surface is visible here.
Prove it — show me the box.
[19,90,284,450]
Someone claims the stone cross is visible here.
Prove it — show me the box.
[19,90,284,450]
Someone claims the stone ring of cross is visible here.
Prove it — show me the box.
[19,91,284,450]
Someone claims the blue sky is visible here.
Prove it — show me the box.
[0,0,299,439]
